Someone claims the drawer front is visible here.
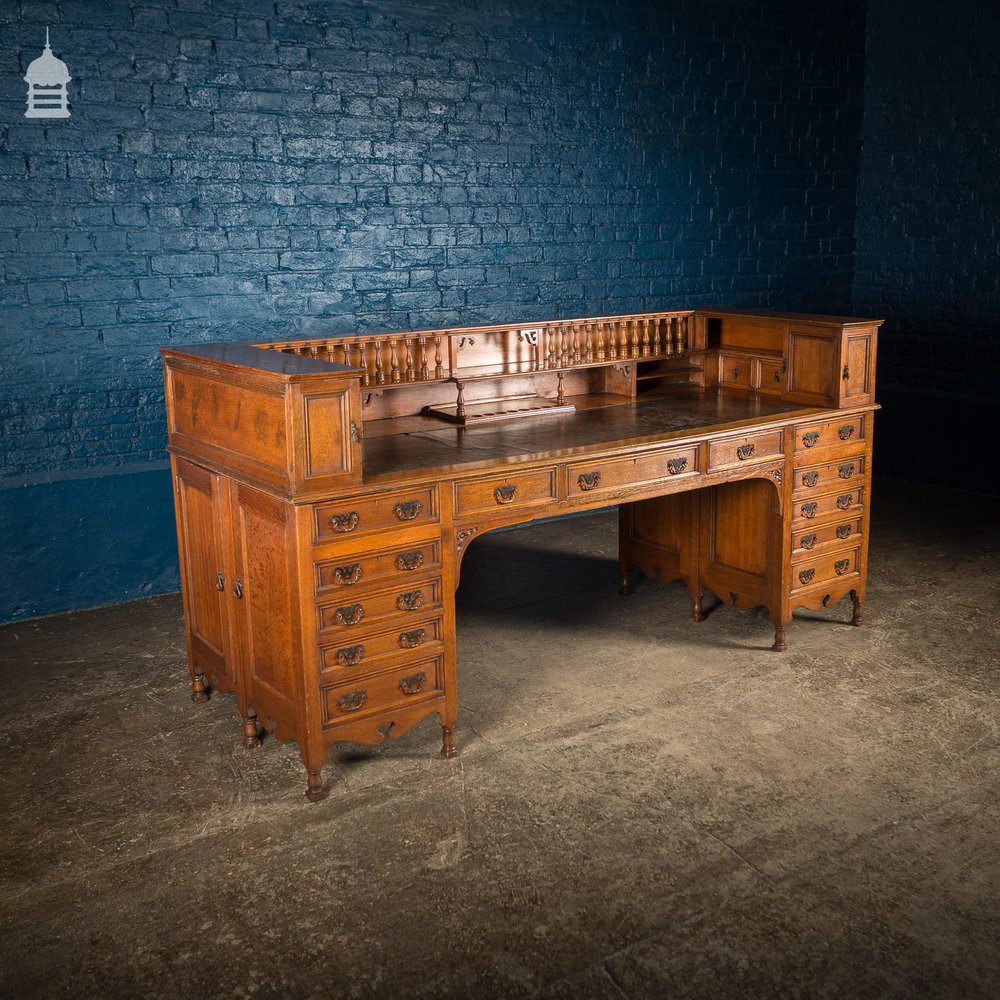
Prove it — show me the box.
[314,485,439,544]
[707,429,783,472]
[718,353,753,388]
[792,485,865,525]
[319,615,445,674]
[455,467,558,518]
[317,577,443,635]
[792,456,866,498]
[791,544,862,592]
[567,445,699,496]
[794,414,867,455]
[315,538,441,595]
[321,655,444,726]
[756,358,785,395]
[792,516,863,555]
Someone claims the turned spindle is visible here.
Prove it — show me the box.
[556,370,566,405]
[456,383,467,420]
[390,339,400,383]
[434,335,444,376]
[419,337,429,380]
[374,339,385,384]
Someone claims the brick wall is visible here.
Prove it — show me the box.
[1,0,866,483]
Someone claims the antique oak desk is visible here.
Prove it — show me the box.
[161,308,880,800]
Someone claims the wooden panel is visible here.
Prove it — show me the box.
[707,479,770,578]
[843,331,875,403]
[791,456,866,498]
[318,616,445,675]
[791,543,862,593]
[566,445,699,497]
[794,413,867,455]
[321,655,444,726]
[711,318,785,353]
[317,577,443,636]
[631,494,683,551]
[454,467,558,518]
[784,328,837,404]
[302,389,349,476]
[314,538,441,595]
[792,516,863,556]
[707,429,783,471]
[313,485,439,543]
[793,485,865,525]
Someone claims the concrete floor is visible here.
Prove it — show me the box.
[1,478,999,999]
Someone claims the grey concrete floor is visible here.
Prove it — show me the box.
[1,478,999,1000]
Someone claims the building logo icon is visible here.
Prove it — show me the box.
[24,28,71,119]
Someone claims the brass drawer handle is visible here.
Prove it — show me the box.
[332,563,362,586]
[838,424,855,440]
[397,590,424,611]
[802,431,819,448]
[333,603,364,626]
[394,500,422,521]
[801,502,818,519]
[736,443,755,461]
[836,524,853,539]
[799,568,815,585]
[578,471,601,492]
[336,644,364,667]
[838,463,856,479]
[836,494,854,510]
[802,471,819,488]
[399,628,426,649]
[399,672,427,696]
[667,457,688,475]
[494,484,518,505]
[773,370,781,383]
[731,366,740,379]
[337,690,367,713]
[216,570,225,592]
[834,559,851,575]
[330,511,359,533]
[800,533,818,550]
[395,550,424,572]
[233,577,244,600]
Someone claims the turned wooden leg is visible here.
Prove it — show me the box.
[441,725,458,759]
[618,564,633,596]
[242,710,261,751]
[191,669,209,704]
[305,769,327,802]
[771,624,788,653]
[691,590,706,622]
[850,589,864,627]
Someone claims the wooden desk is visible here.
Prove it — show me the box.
[161,308,880,800]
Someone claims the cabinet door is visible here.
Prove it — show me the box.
[172,456,241,695]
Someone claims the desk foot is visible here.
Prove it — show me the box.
[441,725,458,759]
[191,670,209,704]
[242,711,262,751]
[690,591,706,622]
[305,770,327,802]
[771,625,788,652]
[850,590,864,627]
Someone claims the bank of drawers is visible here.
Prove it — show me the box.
[313,485,446,730]
[790,415,867,594]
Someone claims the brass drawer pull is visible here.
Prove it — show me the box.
[399,672,427,696]
[216,570,225,592]
[836,494,854,510]
[333,603,364,626]
[233,577,244,600]
[667,457,688,475]
[337,690,367,713]
[399,628,426,649]
[336,645,364,667]
[802,471,819,488]
[838,424,855,440]
[838,463,855,479]
[397,590,424,612]
[773,370,781,383]
[800,533,818,550]
[836,524,853,539]
[799,568,816,585]
[802,431,819,448]
[731,366,740,379]
[801,502,818,519]
[395,550,424,572]
[332,563,362,586]
[494,484,518,505]
[736,443,755,461]
[578,471,602,491]
[834,559,851,575]
[394,500,423,521]
[330,511,359,533]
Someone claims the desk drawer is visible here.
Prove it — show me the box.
[455,467,558,518]
[791,544,862,593]
[792,516,864,555]
[317,577,443,636]
[314,485,439,544]
[718,353,753,388]
[321,655,444,726]
[319,615,444,675]
[792,456,866,498]
[793,485,865,525]
[756,358,785,395]
[315,538,441,595]
[567,445,699,497]
[794,414,867,456]
[707,429,783,472]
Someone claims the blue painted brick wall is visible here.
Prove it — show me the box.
[1,0,866,482]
